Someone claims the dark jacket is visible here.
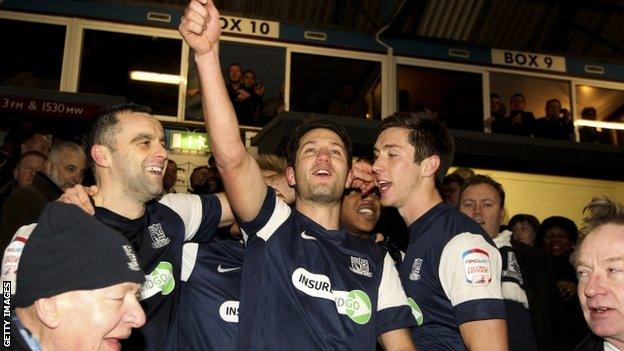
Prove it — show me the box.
[10,314,42,351]
[574,333,604,351]
[0,172,62,251]
[513,240,576,351]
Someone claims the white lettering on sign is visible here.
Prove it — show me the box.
[491,49,566,72]
[219,15,279,38]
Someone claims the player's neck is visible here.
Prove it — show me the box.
[399,187,443,227]
[295,198,341,230]
[93,183,147,220]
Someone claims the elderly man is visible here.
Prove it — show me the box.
[10,202,145,351]
[0,141,86,250]
[572,197,624,351]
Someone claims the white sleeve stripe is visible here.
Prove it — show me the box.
[256,197,291,241]
[2,223,37,295]
[181,242,199,282]
[377,252,410,311]
[159,194,203,241]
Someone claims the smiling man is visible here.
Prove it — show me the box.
[179,1,416,349]
[572,197,624,351]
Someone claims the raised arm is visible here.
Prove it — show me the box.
[179,0,266,221]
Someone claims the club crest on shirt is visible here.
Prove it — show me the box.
[462,248,492,286]
[409,258,423,281]
[349,256,372,277]
[148,223,170,249]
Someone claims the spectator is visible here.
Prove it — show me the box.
[0,141,86,251]
[243,69,265,98]
[189,165,222,194]
[578,107,613,145]
[539,215,589,344]
[259,82,285,126]
[225,63,260,126]
[534,99,574,141]
[460,175,574,351]
[9,202,146,351]
[442,173,464,208]
[0,151,46,215]
[20,132,51,157]
[0,129,27,188]
[368,110,507,350]
[509,213,540,247]
[328,82,367,118]
[486,93,507,133]
[162,159,178,194]
[506,93,535,136]
[572,197,624,351]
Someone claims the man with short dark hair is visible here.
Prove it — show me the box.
[369,110,507,350]
[179,2,416,349]
[534,99,574,140]
[11,202,145,351]
[460,174,572,351]
[572,197,624,351]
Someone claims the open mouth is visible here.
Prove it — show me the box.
[146,165,163,176]
[356,205,377,217]
[313,168,331,178]
[377,180,391,193]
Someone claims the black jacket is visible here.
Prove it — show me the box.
[0,172,62,251]
[574,333,604,351]
[513,240,576,351]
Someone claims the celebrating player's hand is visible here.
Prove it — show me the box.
[349,160,377,195]
[58,184,99,215]
[179,0,221,57]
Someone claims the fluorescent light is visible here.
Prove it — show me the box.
[574,119,624,131]
[129,71,183,85]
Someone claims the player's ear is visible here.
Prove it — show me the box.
[285,167,296,187]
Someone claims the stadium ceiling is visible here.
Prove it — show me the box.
[132,0,624,64]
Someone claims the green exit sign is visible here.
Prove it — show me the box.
[170,131,209,151]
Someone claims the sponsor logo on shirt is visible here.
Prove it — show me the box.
[217,264,241,273]
[139,261,175,300]
[148,223,171,249]
[407,297,424,326]
[122,244,141,271]
[462,248,492,286]
[292,268,334,299]
[291,268,372,324]
[219,300,240,323]
[334,290,372,325]
[409,258,423,281]
[349,256,372,277]
[300,231,317,241]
